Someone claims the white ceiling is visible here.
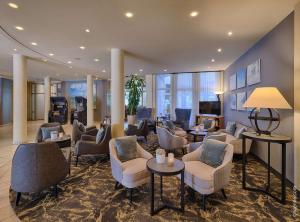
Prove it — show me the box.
[0,0,299,81]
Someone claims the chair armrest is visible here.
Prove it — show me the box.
[137,144,153,159]
[182,147,202,162]
[212,160,232,191]
[109,140,124,182]
[75,141,99,155]
[86,125,97,131]
[85,128,98,136]
[170,135,187,149]
[187,142,202,153]
[125,125,139,136]
[81,135,96,141]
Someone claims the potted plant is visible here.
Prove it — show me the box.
[125,74,145,124]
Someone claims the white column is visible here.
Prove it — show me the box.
[87,74,94,126]
[44,76,51,123]
[294,2,300,193]
[111,48,125,138]
[13,54,27,144]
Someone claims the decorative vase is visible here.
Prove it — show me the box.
[156,149,166,164]
[127,115,136,125]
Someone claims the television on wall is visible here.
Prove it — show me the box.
[199,101,221,116]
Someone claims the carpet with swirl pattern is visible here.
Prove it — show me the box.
[9,134,300,222]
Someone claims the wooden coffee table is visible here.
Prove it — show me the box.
[189,130,207,142]
[146,158,185,215]
[45,135,71,148]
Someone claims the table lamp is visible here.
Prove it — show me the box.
[215,90,224,101]
[243,87,292,135]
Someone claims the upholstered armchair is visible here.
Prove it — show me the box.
[11,142,71,206]
[136,107,156,132]
[157,126,188,153]
[72,120,98,144]
[109,137,153,202]
[125,120,149,141]
[181,142,234,210]
[163,120,187,137]
[173,108,191,130]
[36,122,65,142]
[74,125,111,165]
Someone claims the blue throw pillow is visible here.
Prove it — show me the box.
[41,126,60,140]
[96,127,105,144]
[115,136,138,162]
[203,119,213,129]
[225,121,236,135]
[165,120,176,130]
[200,139,227,168]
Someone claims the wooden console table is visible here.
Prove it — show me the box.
[195,114,224,129]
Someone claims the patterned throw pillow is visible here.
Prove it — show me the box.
[235,127,247,139]
[200,139,227,168]
[165,120,176,130]
[225,121,236,135]
[115,136,138,162]
[96,127,105,144]
[203,119,213,129]
[78,122,85,132]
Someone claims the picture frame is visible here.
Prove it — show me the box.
[237,68,247,89]
[237,92,247,111]
[230,94,237,110]
[247,59,261,86]
[229,74,237,91]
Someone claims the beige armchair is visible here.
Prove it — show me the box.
[157,126,188,154]
[181,142,234,210]
[109,137,153,203]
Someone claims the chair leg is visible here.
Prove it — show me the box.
[129,188,133,203]
[115,181,119,190]
[182,148,185,155]
[221,188,227,199]
[75,155,79,166]
[15,192,21,206]
[187,187,195,201]
[54,185,58,198]
[201,194,207,211]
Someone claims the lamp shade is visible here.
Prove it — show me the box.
[243,87,292,109]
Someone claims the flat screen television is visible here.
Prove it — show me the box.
[199,101,221,116]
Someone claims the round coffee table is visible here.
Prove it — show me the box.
[189,130,207,142]
[146,158,185,215]
[45,135,71,148]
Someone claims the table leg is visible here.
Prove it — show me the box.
[151,173,155,215]
[180,171,185,212]
[281,143,286,204]
[267,142,271,192]
[160,176,163,200]
[242,137,246,189]
[193,135,196,142]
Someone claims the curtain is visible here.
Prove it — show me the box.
[156,74,172,116]
[199,72,221,101]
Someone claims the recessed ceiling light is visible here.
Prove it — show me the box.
[49,53,54,56]
[102,69,106,73]
[211,59,215,62]
[228,31,233,36]
[56,73,60,76]
[207,66,211,69]
[69,66,72,68]
[190,11,198,17]
[67,61,72,64]
[79,46,85,50]
[31,42,37,46]
[163,69,167,72]
[217,48,222,52]
[15,26,24,31]
[125,12,134,18]
[13,48,17,51]
[8,3,18,9]
[43,59,47,62]
[94,58,99,62]
[85,29,90,33]
[139,69,143,72]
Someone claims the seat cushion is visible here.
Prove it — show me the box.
[122,158,149,186]
[184,161,214,190]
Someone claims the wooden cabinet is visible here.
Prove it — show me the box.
[195,114,224,130]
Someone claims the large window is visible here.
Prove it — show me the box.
[156,74,171,116]
[199,72,221,101]
[175,73,193,108]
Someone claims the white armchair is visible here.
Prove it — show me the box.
[109,137,153,202]
[181,142,234,210]
[156,126,188,154]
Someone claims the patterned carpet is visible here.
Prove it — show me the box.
[9,134,300,222]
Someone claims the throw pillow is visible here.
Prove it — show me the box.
[165,120,176,130]
[115,136,138,162]
[235,127,247,139]
[200,139,227,168]
[225,121,236,135]
[203,119,213,130]
[96,127,105,144]
[78,122,85,132]
[41,126,60,140]
[137,120,144,129]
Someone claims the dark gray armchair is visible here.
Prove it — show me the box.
[36,122,65,142]
[173,108,191,130]
[72,120,98,144]
[136,107,156,132]
[125,120,149,141]
[11,142,71,206]
[74,125,111,166]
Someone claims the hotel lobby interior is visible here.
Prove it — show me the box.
[1,0,300,221]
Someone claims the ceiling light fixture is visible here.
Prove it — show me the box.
[85,29,90,33]
[15,26,24,31]
[228,31,233,36]
[31,42,37,46]
[102,69,106,73]
[43,59,48,62]
[94,58,99,62]
[163,69,168,72]
[67,61,72,64]
[139,69,143,72]
[49,53,54,56]
[217,48,222,52]
[211,59,215,62]
[125,12,134,18]
[69,66,72,68]
[8,2,18,9]
[13,48,17,51]
[79,46,85,50]
[190,11,198,17]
